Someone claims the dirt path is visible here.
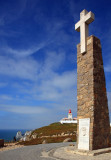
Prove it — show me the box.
[0,143,24,152]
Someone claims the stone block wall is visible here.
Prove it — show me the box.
[77,35,110,150]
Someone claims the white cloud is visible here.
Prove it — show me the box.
[0,95,12,101]
[107,92,111,122]
[34,70,76,102]
[0,56,39,80]
[2,42,47,58]
[108,92,111,111]
[0,49,67,81]
[104,65,111,73]
[0,32,77,129]
[0,49,77,104]
[52,71,76,89]
[44,51,65,70]
[0,82,8,88]
[0,104,48,114]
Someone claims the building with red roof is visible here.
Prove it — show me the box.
[60,109,77,124]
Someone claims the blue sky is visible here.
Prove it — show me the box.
[0,0,111,129]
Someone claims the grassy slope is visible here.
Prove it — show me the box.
[19,122,77,146]
[19,123,111,146]
[32,122,77,136]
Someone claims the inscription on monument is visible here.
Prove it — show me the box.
[78,118,90,150]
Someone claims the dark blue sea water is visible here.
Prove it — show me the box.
[0,129,27,141]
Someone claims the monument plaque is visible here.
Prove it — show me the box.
[78,118,90,150]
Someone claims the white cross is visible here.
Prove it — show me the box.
[75,9,94,54]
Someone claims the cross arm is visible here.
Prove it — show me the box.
[75,11,94,32]
[85,11,95,24]
[75,21,80,32]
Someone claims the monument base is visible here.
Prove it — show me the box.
[66,146,111,156]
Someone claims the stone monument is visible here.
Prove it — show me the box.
[75,9,110,150]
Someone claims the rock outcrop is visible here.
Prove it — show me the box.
[63,138,72,142]
[0,139,4,147]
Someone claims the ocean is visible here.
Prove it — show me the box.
[0,129,27,142]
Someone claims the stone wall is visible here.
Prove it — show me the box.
[77,35,110,150]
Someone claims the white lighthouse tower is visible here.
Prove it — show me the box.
[68,109,72,119]
[60,109,77,124]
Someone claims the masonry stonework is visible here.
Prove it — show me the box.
[77,35,110,150]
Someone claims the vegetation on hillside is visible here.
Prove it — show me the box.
[19,122,111,146]
[19,122,77,146]
[31,122,77,136]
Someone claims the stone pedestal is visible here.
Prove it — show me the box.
[77,35,110,150]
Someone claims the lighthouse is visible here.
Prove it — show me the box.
[68,109,72,119]
[60,109,77,124]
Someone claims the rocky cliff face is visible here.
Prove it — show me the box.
[16,131,32,141]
